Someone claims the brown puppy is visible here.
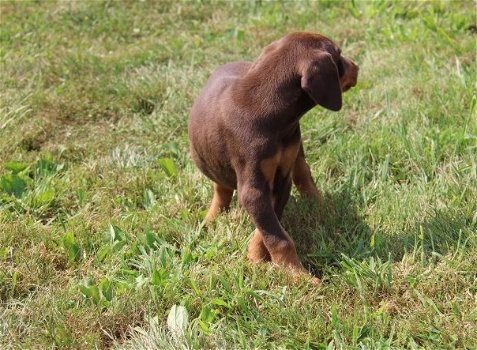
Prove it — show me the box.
[188,32,358,279]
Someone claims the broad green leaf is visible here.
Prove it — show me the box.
[145,230,158,248]
[34,189,55,206]
[200,304,215,324]
[151,268,168,286]
[79,281,101,304]
[4,161,28,174]
[143,189,156,209]
[62,232,81,262]
[211,298,231,309]
[113,240,127,251]
[0,174,27,197]
[96,245,112,262]
[99,278,113,302]
[108,224,126,243]
[158,158,177,178]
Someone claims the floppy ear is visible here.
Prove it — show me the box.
[301,52,342,111]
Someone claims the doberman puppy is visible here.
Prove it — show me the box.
[188,32,358,281]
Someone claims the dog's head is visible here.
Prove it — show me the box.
[287,32,359,111]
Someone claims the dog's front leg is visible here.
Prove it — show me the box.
[272,174,292,220]
[237,175,304,272]
[292,143,323,203]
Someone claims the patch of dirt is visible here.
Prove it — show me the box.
[99,310,145,349]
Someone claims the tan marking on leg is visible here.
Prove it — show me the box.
[279,141,300,176]
[205,183,234,222]
[247,229,271,263]
[260,151,281,190]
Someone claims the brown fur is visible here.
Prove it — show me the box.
[293,145,323,202]
[188,32,358,282]
[205,183,234,222]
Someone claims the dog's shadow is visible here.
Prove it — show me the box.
[283,187,471,278]
[283,188,371,278]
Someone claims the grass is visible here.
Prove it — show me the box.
[0,0,476,348]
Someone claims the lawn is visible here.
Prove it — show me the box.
[0,0,476,349]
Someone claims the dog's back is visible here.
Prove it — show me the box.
[189,61,251,188]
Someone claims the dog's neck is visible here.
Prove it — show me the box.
[235,59,315,124]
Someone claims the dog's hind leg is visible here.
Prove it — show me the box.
[205,182,234,222]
